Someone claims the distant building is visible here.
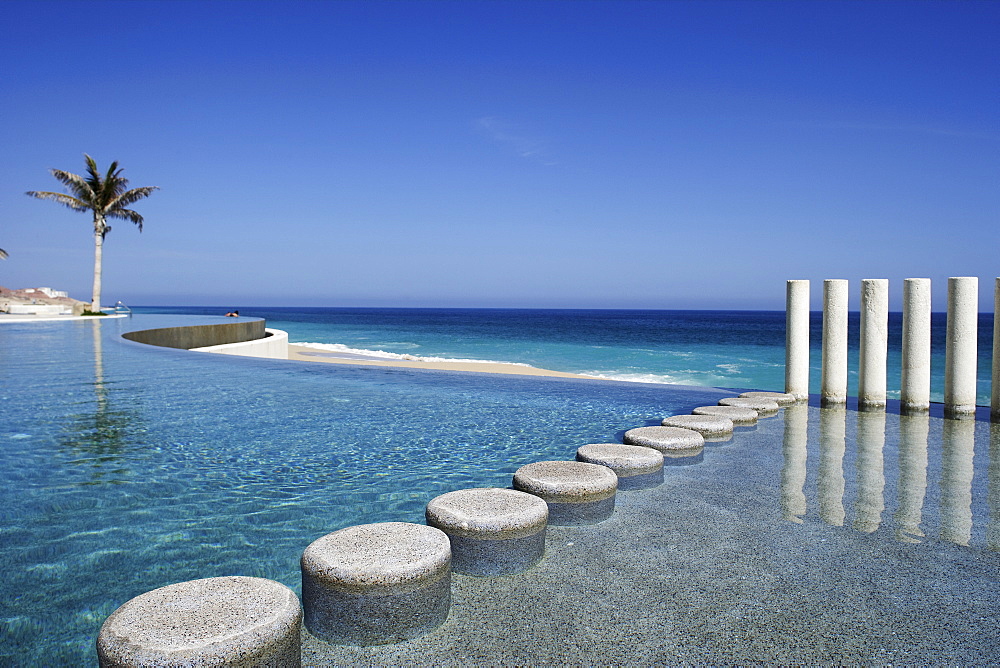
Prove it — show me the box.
[34,287,69,299]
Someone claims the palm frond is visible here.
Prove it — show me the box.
[25,190,89,211]
[105,208,144,230]
[102,163,127,205]
[109,186,159,212]
[50,168,94,203]
[30,155,157,234]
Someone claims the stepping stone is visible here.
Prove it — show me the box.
[97,576,302,667]
[661,414,734,438]
[739,391,797,406]
[692,405,758,426]
[576,443,664,490]
[719,396,780,416]
[301,522,451,645]
[425,488,548,577]
[663,448,705,466]
[623,426,705,453]
[513,461,617,525]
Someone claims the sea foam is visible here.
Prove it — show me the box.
[294,342,535,367]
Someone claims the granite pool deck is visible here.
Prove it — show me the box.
[302,404,1000,666]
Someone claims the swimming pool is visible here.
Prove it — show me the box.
[0,314,735,664]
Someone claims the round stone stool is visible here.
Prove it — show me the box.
[662,448,705,466]
[301,522,451,645]
[739,391,797,406]
[719,396,780,416]
[661,414,734,439]
[97,576,302,667]
[513,461,617,525]
[426,488,548,577]
[576,443,664,490]
[623,426,705,453]
[692,405,758,426]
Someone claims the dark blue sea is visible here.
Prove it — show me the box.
[139,307,995,405]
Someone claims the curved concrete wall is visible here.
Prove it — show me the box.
[193,328,288,359]
[123,319,266,350]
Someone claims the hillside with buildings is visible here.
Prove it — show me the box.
[0,286,88,315]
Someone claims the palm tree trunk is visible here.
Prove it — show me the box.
[91,227,103,312]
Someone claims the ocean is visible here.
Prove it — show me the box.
[3,310,997,662]
[138,307,996,405]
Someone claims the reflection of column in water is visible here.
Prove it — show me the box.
[894,414,929,543]
[854,410,885,533]
[818,407,846,526]
[781,404,809,523]
[988,424,1000,551]
[940,418,976,546]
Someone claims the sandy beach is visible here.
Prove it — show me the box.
[287,343,597,379]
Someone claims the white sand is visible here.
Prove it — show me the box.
[287,344,597,379]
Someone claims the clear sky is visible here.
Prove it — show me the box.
[1,0,997,310]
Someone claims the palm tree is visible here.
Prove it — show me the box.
[26,155,158,312]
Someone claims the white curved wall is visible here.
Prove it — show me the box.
[192,328,289,359]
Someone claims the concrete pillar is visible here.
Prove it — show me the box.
[821,279,849,406]
[901,278,932,413]
[944,277,979,418]
[858,279,889,410]
[785,280,810,402]
[992,278,1000,422]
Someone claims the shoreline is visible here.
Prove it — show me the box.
[0,313,129,323]
[287,343,598,379]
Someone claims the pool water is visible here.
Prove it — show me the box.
[305,402,1000,665]
[0,315,733,664]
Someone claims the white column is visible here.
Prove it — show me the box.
[901,278,932,413]
[785,280,810,402]
[992,278,1000,422]
[858,279,889,410]
[821,279,849,406]
[945,277,979,417]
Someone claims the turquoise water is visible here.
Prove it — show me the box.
[0,314,730,664]
[142,306,995,404]
[2,310,998,664]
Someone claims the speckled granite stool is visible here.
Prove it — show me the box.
[576,443,664,490]
[513,461,617,525]
[719,396,780,416]
[301,522,451,645]
[662,448,705,465]
[425,488,548,576]
[739,391,797,406]
[97,576,302,667]
[661,414,734,439]
[623,425,705,454]
[692,405,758,426]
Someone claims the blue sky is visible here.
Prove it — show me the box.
[1,0,997,310]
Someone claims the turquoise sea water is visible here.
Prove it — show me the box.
[142,306,995,405]
[2,309,997,664]
[0,314,731,664]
